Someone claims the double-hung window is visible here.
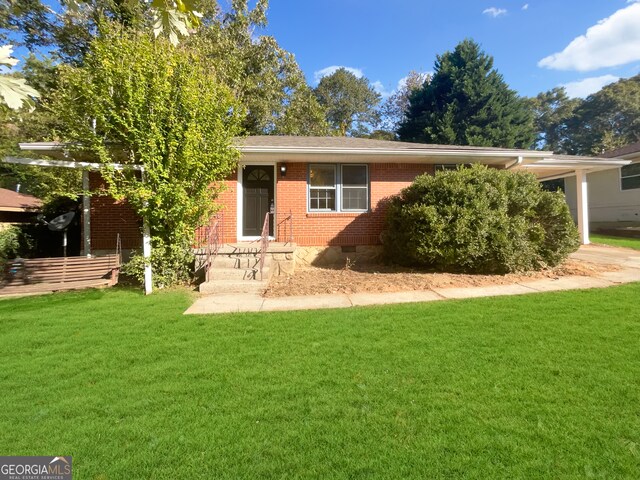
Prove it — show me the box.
[308,164,368,212]
[621,163,640,191]
[309,164,337,211]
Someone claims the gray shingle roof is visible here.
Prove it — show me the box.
[602,142,640,158]
[237,135,535,154]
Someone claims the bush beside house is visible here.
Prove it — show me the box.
[383,165,579,273]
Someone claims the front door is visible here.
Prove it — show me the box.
[243,165,274,237]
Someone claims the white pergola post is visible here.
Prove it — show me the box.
[141,167,153,295]
[575,170,590,245]
[82,170,91,256]
[142,217,153,295]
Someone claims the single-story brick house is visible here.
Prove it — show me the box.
[6,136,631,266]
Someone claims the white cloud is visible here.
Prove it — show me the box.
[371,80,393,98]
[522,4,529,10]
[313,65,364,84]
[562,74,619,98]
[538,3,640,71]
[482,7,507,17]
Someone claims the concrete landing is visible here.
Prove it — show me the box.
[184,245,640,315]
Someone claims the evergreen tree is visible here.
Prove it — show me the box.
[398,39,535,148]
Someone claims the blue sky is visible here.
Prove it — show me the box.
[259,0,640,99]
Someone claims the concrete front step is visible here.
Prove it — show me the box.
[209,266,270,281]
[199,255,272,292]
[211,255,261,269]
[199,279,269,295]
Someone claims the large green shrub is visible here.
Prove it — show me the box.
[0,225,33,271]
[383,165,579,273]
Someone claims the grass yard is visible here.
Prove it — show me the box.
[1,285,639,479]
[591,233,640,251]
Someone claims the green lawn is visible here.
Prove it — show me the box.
[591,233,640,251]
[1,286,640,479]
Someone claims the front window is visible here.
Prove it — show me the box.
[308,164,369,212]
[621,163,640,190]
[309,164,336,211]
[341,165,368,211]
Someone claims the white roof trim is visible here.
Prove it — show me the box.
[239,145,550,159]
[534,158,630,167]
[3,156,144,171]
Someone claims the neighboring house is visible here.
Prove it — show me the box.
[6,136,631,255]
[0,187,42,229]
[564,142,640,226]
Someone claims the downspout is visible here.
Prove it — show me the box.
[505,155,523,170]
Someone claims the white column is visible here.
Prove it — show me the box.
[576,170,590,245]
[141,167,153,294]
[82,170,91,256]
[143,217,153,295]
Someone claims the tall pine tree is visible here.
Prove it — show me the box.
[398,39,535,148]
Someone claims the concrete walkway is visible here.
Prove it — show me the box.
[184,244,640,315]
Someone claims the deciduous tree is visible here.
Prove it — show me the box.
[528,87,582,153]
[314,68,381,136]
[378,70,430,133]
[566,75,640,155]
[50,29,243,285]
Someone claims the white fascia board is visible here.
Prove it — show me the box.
[527,158,631,168]
[3,156,144,171]
[18,142,66,150]
[238,145,549,159]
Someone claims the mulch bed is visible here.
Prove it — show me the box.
[264,259,619,297]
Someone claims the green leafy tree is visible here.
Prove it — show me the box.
[398,39,535,148]
[565,75,640,155]
[191,1,329,136]
[0,53,82,202]
[50,29,243,285]
[3,0,326,136]
[1,0,201,63]
[529,87,582,153]
[0,45,40,109]
[314,68,381,136]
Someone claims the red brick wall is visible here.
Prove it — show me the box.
[274,162,433,246]
[89,172,142,250]
[196,172,238,245]
[91,163,434,249]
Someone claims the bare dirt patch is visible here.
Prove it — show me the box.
[264,259,619,297]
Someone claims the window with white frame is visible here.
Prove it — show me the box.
[341,165,368,211]
[309,164,336,211]
[621,163,640,190]
[308,164,368,212]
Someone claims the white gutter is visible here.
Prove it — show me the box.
[505,155,523,169]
